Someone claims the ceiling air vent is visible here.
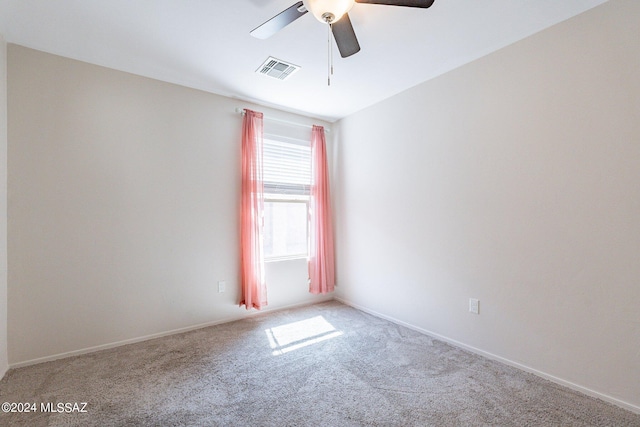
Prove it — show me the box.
[256,56,300,81]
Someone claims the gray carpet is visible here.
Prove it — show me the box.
[0,301,638,426]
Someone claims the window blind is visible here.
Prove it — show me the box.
[263,138,311,195]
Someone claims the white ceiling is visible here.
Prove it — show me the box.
[0,0,607,122]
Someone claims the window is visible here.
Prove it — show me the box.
[262,136,311,260]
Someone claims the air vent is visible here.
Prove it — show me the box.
[256,57,300,81]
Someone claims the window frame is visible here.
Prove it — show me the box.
[262,134,312,262]
[263,196,309,262]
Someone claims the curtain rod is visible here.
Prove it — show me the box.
[235,108,330,133]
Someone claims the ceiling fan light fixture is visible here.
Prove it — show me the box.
[302,0,355,23]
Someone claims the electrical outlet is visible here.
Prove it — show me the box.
[469,298,479,314]
[218,281,226,293]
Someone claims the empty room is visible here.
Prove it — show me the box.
[0,0,639,425]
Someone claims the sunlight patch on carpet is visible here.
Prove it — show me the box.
[265,315,343,356]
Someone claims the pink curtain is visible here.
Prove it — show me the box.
[240,109,267,310]
[308,125,335,294]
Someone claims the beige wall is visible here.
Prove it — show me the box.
[0,33,8,378]
[335,0,640,412]
[7,45,331,365]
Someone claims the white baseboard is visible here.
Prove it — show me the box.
[10,297,332,369]
[335,296,640,415]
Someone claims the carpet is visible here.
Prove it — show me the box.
[0,301,638,426]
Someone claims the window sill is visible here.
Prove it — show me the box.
[265,255,308,263]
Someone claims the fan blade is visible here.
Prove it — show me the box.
[332,13,361,58]
[250,2,308,39]
[355,0,434,8]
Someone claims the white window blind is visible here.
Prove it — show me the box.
[263,138,311,195]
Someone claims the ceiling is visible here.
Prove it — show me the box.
[0,0,607,122]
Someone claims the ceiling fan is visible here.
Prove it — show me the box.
[250,0,435,58]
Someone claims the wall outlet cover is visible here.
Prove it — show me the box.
[469,298,480,314]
